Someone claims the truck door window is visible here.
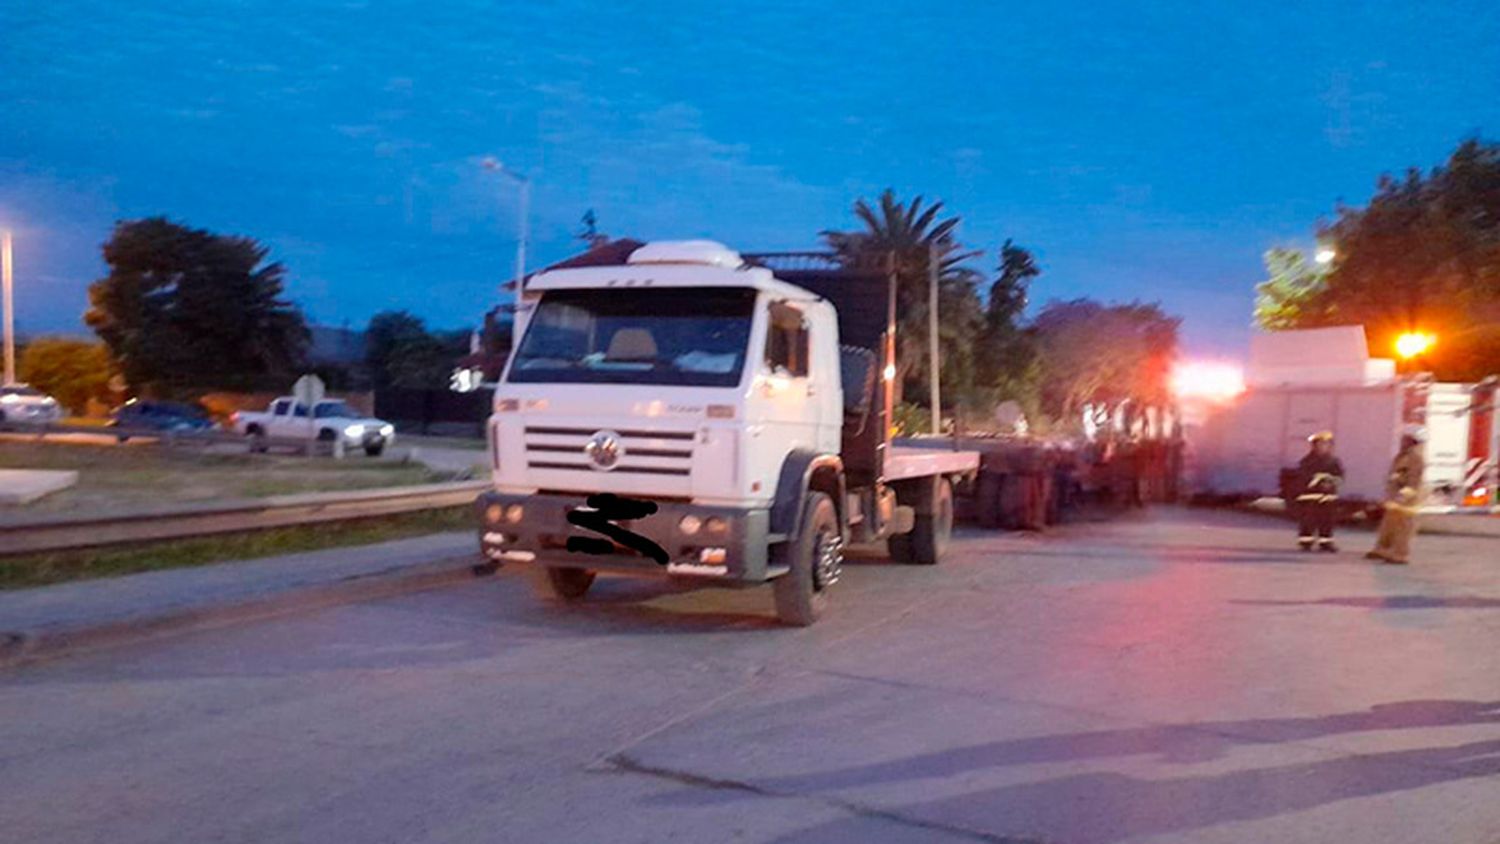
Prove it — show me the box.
[766,303,809,377]
[272,399,290,416]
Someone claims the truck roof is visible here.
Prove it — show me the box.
[526,241,893,350]
[526,240,824,301]
[527,262,821,301]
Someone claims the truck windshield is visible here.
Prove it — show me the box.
[509,287,756,387]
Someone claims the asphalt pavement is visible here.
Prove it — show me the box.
[2,508,1497,844]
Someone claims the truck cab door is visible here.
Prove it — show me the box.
[269,399,291,436]
[761,302,818,450]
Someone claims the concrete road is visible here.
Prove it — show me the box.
[2,508,1498,844]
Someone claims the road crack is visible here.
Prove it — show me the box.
[602,751,1047,844]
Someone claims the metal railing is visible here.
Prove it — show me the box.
[0,420,354,456]
[0,481,488,557]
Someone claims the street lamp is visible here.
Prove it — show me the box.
[2,230,14,386]
[480,157,531,292]
[1395,331,1435,361]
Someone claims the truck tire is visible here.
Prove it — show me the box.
[772,491,841,627]
[364,442,386,457]
[889,477,953,565]
[534,566,596,601]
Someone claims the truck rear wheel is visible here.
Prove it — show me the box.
[534,566,596,602]
[772,492,841,627]
[888,477,953,565]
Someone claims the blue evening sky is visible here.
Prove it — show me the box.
[2,1,1496,357]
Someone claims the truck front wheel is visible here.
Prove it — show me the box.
[772,492,841,627]
[888,476,953,565]
[534,566,596,602]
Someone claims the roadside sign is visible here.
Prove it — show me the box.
[292,374,326,409]
[292,374,326,449]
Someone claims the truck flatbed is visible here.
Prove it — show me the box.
[885,444,980,481]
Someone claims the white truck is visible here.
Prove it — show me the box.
[477,241,979,625]
[0,384,63,426]
[234,397,396,456]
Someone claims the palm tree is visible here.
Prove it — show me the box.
[821,190,982,409]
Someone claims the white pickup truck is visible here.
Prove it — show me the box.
[234,397,395,456]
[477,240,979,625]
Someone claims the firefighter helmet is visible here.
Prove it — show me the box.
[1307,430,1334,444]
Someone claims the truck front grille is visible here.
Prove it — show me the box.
[522,425,696,477]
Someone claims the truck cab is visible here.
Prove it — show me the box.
[478,241,976,625]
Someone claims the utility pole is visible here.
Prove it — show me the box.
[2,231,14,385]
[928,247,941,434]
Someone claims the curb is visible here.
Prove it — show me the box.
[0,555,498,670]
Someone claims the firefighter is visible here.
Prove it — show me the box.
[1367,427,1426,565]
[1295,431,1344,552]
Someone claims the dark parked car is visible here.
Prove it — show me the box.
[109,400,218,439]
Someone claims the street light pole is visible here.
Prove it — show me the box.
[928,247,941,434]
[2,231,14,386]
[481,157,531,292]
[516,177,530,293]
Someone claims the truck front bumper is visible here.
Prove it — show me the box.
[476,491,772,583]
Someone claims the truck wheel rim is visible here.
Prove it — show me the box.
[813,530,843,590]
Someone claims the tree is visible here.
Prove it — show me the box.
[1253,248,1327,330]
[85,218,309,394]
[17,338,115,415]
[977,241,1043,418]
[365,310,431,389]
[1268,138,1500,378]
[1032,299,1180,432]
[987,239,1039,330]
[821,190,984,407]
[364,311,471,389]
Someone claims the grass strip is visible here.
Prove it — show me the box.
[0,506,475,591]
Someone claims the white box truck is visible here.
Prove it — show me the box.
[1190,378,1496,511]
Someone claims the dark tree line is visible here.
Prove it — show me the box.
[1256,138,1500,381]
[85,217,477,397]
[86,218,309,395]
[364,310,473,390]
[822,190,1180,432]
[82,201,1182,431]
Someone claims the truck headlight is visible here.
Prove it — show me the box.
[344,424,365,437]
[704,516,729,535]
[485,503,504,524]
[678,515,702,536]
[505,503,524,523]
[379,424,394,437]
